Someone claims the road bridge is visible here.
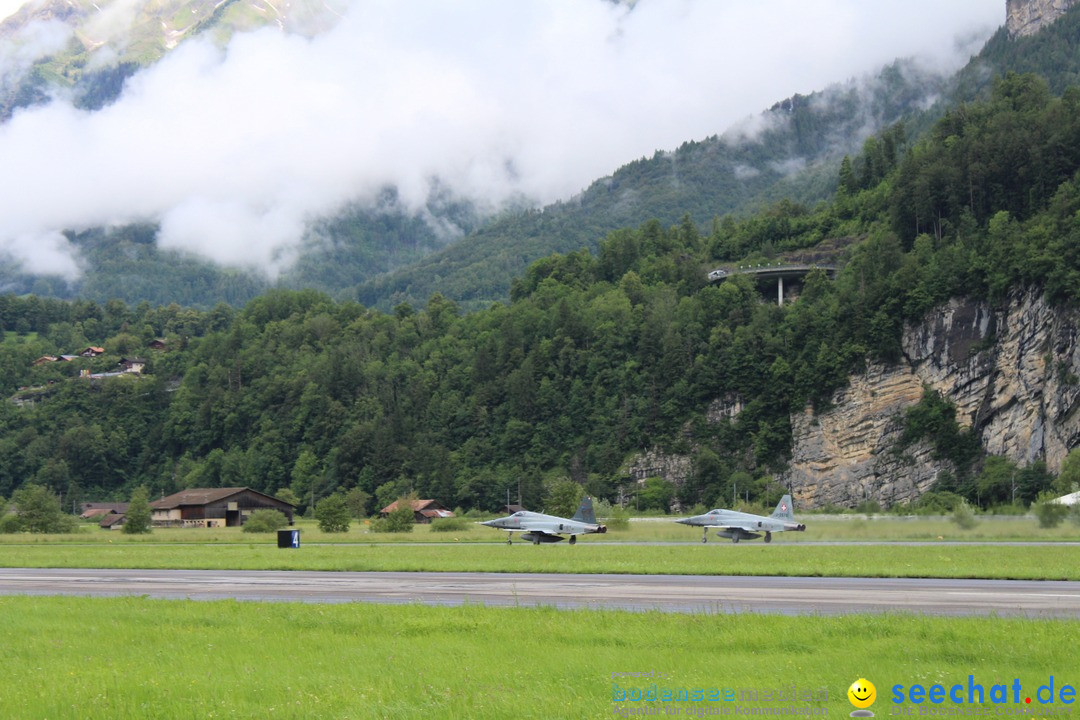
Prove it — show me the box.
[707,264,837,305]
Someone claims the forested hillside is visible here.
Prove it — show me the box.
[0,58,947,310]
[0,72,1077,514]
[6,5,1080,314]
[356,4,1080,312]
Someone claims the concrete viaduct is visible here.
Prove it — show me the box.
[707,264,837,305]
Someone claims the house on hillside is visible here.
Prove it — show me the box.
[148,339,168,351]
[150,488,295,528]
[119,357,147,374]
[79,347,105,357]
[378,499,454,524]
[32,355,79,368]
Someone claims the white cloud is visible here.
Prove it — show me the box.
[0,17,72,88]
[0,0,1004,277]
[0,0,25,23]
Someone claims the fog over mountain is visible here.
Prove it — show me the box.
[0,0,1002,280]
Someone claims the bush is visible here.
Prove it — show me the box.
[429,516,469,532]
[637,477,675,512]
[605,506,631,531]
[10,484,78,533]
[951,500,978,530]
[243,509,289,533]
[344,488,371,519]
[123,486,152,535]
[910,490,964,514]
[0,512,22,533]
[855,500,882,515]
[1033,492,1069,529]
[314,494,351,533]
[987,503,1027,516]
[370,497,415,533]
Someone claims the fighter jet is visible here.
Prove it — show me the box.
[480,497,607,545]
[676,494,805,543]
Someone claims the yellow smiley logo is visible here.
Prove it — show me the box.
[848,678,877,709]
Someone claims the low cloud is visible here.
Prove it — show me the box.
[0,0,1003,277]
[0,18,72,91]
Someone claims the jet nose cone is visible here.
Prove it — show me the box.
[676,518,692,525]
[479,519,497,527]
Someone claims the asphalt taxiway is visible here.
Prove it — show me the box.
[1,568,1078,617]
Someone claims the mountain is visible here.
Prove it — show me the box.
[0,51,958,310]
[2,1,1080,317]
[359,2,1080,311]
[0,0,346,118]
[0,64,1077,513]
[356,60,950,311]
[0,1,994,310]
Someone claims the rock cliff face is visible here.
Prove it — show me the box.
[785,288,1079,508]
[784,364,941,509]
[623,448,693,487]
[1007,0,1080,37]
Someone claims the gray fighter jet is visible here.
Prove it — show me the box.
[480,497,607,545]
[676,494,805,543]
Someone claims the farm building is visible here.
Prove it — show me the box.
[378,499,455,524]
[80,502,129,520]
[150,488,295,528]
[99,513,126,530]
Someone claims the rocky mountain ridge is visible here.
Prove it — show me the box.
[1007,0,1080,36]
[622,288,1078,510]
[784,288,1079,508]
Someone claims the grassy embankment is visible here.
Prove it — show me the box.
[1,541,1079,579]
[4,514,1079,544]
[0,595,1076,719]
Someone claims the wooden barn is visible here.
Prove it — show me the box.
[80,502,129,520]
[150,488,295,528]
[378,499,455,524]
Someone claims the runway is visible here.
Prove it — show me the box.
[2,568,1079,617]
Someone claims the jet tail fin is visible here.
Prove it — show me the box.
[572,496,596,524]
[770,495,794,521]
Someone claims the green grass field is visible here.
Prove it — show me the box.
[1,542,1078,579]
[3,514,1077,579]
[9,513,1080,544]
[0,596,1075,719]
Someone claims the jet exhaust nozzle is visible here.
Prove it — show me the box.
[598,525,607,534]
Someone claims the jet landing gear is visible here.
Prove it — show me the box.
[764,531,772,544]
[731,534,739,544]
[569,535,577,545]
[701,528,709,544]
[507,535,513,545]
